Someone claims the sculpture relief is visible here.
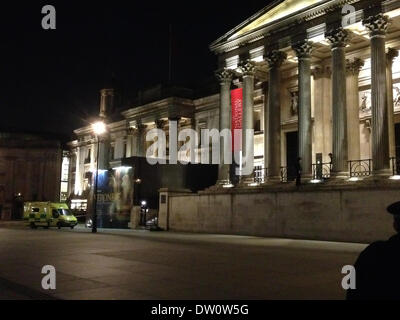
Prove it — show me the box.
[394,84,400,108]
[359,90,371,111]
[289,90,298,116]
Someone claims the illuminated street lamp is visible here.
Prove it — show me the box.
[91,121,106,233]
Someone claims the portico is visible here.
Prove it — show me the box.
[210,0,400,186]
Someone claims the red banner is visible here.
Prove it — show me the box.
[231,88,243,152]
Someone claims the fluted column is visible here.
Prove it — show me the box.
[74,147,81,195]
[265,50,287,181]
[387,48,398,159]
[293,41,313,177]
[239,60,256,184]
[136,121,146,157]
[312,66,333,163]
[346,58,364,161]
[326,28,349,177]
[363,13,391,175]
[155,120,167,159]
[168,117,181,164]
[215,69,233,185]
[126,128,134,158]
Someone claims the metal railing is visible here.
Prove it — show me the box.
[254,166,267,184]
[348,159,372,177]
[280,166,299,183]
[280,167,288,183]
[312,162,332,180]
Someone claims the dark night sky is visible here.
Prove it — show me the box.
[0,0,271,139]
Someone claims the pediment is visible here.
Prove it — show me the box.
[211,0,328,50]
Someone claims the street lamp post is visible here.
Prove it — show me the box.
[91,121,106,234]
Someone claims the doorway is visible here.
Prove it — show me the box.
[286,131,298,181]
[395,123,400,159]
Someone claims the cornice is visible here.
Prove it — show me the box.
[210,0,361,54]
[121,96,195,120]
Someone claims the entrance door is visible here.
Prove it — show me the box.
[286,131,298,181]
[395,123,400,159]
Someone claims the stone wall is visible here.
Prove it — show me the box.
[160,182,400,243]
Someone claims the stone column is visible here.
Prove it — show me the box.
[363,13,391,175]
[265,50,287,181]
[136,121,146,157]
[345,58,364,161]
[326,28,349,177]
[215,68,233,185]
[90,141,96,171]
[168,117,181,164]
[126,128,134,158]
[239,60,256,184]
[293,41,313,178]
[155,120,167,159]
[387,48,399,159]
[312,65,333,163]
[74,147,81,195]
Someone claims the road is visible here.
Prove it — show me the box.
[0,223,367,300]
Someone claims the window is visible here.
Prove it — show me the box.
[254,109,261,132]
[109,145,115,161]
[57,209,72,216]
[84,148,91,164]
[60,153,70,202]
[198,120,207,146]
[52,209,59,218]
[70,200,87,211]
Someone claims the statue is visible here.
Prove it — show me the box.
[290,91,298,116]
[394,86,400,108]
[360,92,369,111]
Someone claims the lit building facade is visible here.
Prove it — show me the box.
[67,86,220,222]
[68,0,400,241]
[210,0,400,184]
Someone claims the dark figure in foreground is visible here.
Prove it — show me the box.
[347,202,400,300]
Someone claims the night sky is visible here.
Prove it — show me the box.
[0,0,271,139]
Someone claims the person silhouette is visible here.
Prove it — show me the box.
[346,202,400,300]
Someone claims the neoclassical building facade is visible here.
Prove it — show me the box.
[69,0,400,193]
[67,86,220,208]
[210,0,400,185]
[67,0,400,241]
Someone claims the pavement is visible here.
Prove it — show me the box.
[0,222,368,300]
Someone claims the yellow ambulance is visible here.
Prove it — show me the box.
[24,202,78,229]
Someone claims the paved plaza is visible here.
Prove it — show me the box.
[0,223,367,300]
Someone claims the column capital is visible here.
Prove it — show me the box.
[265,50,287,69]
[387,48,399,65]
[363,13,390,37]
[239,60,256,77]
[346,58,364,75]
[155,119,166,129]
[136,121,146,132]
[325,28,349,49]
[311,65,331,79]
[292,41,313,59]
[215,68,233,84]
[168,116,181,122]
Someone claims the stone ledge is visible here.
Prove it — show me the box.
[194,178,400,195]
